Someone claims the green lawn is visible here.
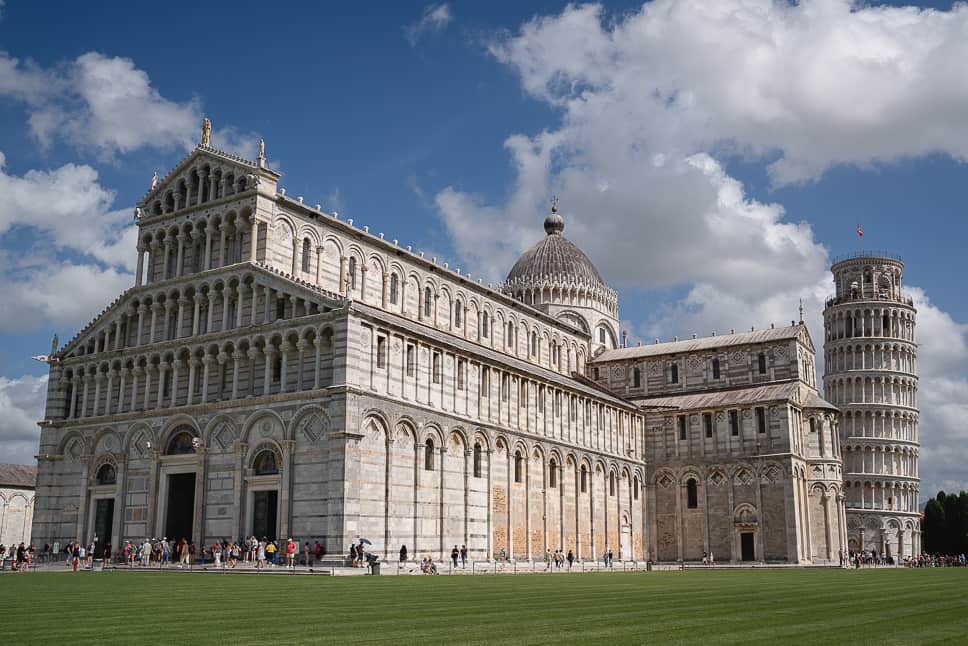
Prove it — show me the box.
[2,569,966,645]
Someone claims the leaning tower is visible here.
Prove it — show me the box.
[823,254,920,559]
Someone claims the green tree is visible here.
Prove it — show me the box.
[922,496,945,554]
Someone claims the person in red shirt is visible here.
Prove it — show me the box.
[286,538,296,569]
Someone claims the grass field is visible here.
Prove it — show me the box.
[2,569,966,645]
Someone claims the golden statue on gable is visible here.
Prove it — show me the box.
[201,117,211,146]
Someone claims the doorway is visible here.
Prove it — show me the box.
[165,473,196,543]
[93,499,114,558]
[740,532,755,561]
[252,490,278,541]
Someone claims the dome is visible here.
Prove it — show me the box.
[505,206,607,289]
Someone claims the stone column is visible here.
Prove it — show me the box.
[207,292,217,332]
[68,377,79,418]
[219,226,227,268]
[192,295,203,336]
[250,284,260,326]
[247,348,259,397]
[130,368,141,412]
[236,283,246,328]
[291,239,299,275]
[169,359,181,408]
[176,234,186,277]
[313,336,322,389]
[279,344,290,393]
[296,340,307,391]
[360,265,369,303]
[201,355,213,403]
[315,246,323,285]
[221,289,231,331]
[162,240,172,279]
[381,272,389,308]
[231,351,242,399]
[339,256,348,294]
[104,370,115,415]
[156,362,168,409]
[135,245,145,287]
[136,305,146,346]
[249,219,260,262]
[263,348,274,395]
[176,298,189,338]
[263,285,272,323]
[149,304,161,343]
[204,226,213,271]
[208,173,217,203]
[143,366,154,411]
[92,374,102,417]
[186,358,198,406]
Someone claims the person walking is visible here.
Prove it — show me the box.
[451,545,459,569]
[179,538,190,567]
[567,549,574,569]
[460,545,468,569]
[304,541,312,567]
[399,545,408,563]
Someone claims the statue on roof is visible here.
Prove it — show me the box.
[201,117,212,146]
[150,171,159,190]
[51,333,58,356]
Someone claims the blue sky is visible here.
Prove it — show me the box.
[0,1,966,500]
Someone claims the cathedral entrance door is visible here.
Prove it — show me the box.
[93,498,114,559]
[252,490,278,541]
[165,473,196,543]
[620,525,631,560]
[740,532,755,561]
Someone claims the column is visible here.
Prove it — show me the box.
[143,366,154,411]
[296,340,306,391]
[163,240,172,279]
[263,286,272,323]
[192,295,203,336]
[104,370,115,415]
[149,304,161,343]
[92,374,102,417]
[250,284,260,326]
[247,348,259,397]
[176,298,188,338]
[169,359,181,408]
[201,355,213,403]
[206,292,217,332]
[176,233,186,277]
[822,493,833,561]
[221,289,231,331]
[204,226,213,271]
[231,351,242,399]
[360,265,369,303]
[381,272,389,308]
[263,348,274,395]
[279,344,290,394]
[249,220,259,262]
[186,358,198,406]
[129,368,140,413]
[290,295,299,319]
[339,256,348,294]
[313,336,321,389]
[219,226,227,267]
[236,283,246,328]
[156,362,168,409]
[135,245,145,287]
[113,320,122,350]
[315,246,323,285]
[68,377,79,418]
[208,173,217,203]
[136,305,146,346]
[291,239,298,275]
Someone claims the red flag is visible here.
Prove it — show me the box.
[856,224,863,238]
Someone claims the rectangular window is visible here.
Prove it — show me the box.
[538,386,545,413]
[549,464,557,489]
[670,363,679,384]
[704,413,713,438]
[677,416,687,441]
[405,344,415,377]
[276,299,285,320]
[555,392,561,417]
[809,417,817,433]
[480,366,489,392]
[376,336,386,369]
[457,360,465,391]
[519,380,526,407]
[592,367,600,380]
[758,353,767,375]
[729,410,739,436]
[756,407,766,434]
[633,367,641,388]
[712,358,720,380]
[501,374,509,401]
[432,352,441,384]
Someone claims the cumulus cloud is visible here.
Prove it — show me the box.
[0,374,47,465]
[434,0,968,499]
[0,51,257,159]
[405,3,453,46]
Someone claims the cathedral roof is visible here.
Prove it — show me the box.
[505,206,609,292]
[593,324,810,362]
[631,381,806,410]
[0,463,36,489]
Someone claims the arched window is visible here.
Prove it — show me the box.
[609,472,616,496]
[514,451,523,483]
[580,465,588,493]
[348,257,357,290]
[253,449,279,475]
[424,287,433,317]
[424,439,435,471]
[473,443,482,478]
[454,299,462,327]
[389,273,399,304]
[481,314,489,338]
[96,463,116,485]
[301,238,311,273]
[670,363,679,384]
[549,459,557,488]
[530,331,538,357]
[686,478,698,509]
[166,429,196,455]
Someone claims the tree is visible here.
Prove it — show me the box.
[922,496,945,554]
[922,490,968,555]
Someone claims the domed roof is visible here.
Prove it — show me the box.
[506,205,607,289]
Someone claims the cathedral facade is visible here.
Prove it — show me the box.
[31,133,849,564]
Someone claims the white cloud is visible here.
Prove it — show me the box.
[0,374,47,465]
[434,0,968,500]
[0,51,257,159]
[405,3,453,46]
[489,0,968,186]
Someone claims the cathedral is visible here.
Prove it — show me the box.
[31,125,916,564]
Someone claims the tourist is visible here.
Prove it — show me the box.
[315,541,323,563]
[499,547,507,561]
[460,545,468,568]
[286,538,296,569]
[142,539,151,567]
[567,549,574,569]
[179,538,190,567]
[304,541,312,567]
[451,545,459,569]
[358,540,367,568]
[399,545,408,563]
[709,551,715,566]
[71,544,80,572]
[102,542,111,567]
[87,541,95,568]
[266,540,277,565]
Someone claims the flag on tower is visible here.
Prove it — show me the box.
[856,224,863,238]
